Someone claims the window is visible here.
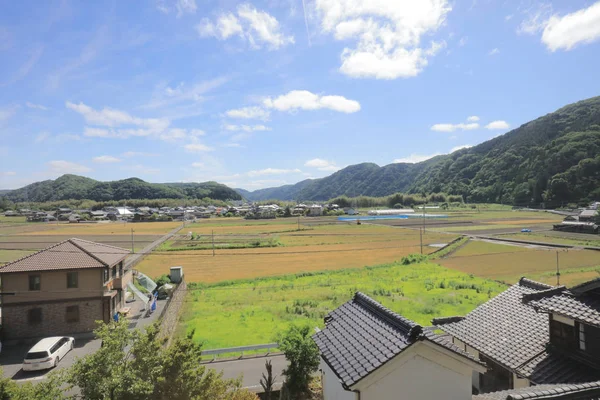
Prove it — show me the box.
[67,271,78,288]
[29,274,41,291]
[28,308,42,325]
[550,319,577,349]
[66,305,79,323]
[111,265,117,279]
[103,268,109,283]
[580,323,600,358]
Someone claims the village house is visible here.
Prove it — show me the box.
[435,277,600,394]
[309,204,323,217]
[313,292,486,400]
[0,238,131,340]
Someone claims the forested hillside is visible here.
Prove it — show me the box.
[2,175,241,202]
[239,96,600,206]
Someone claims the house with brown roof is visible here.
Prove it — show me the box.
[0,238,131,340]
[436,278,600,396]
[313,292,486,400]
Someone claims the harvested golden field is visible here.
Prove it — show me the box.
[439,248,600,284]
[485,218,560,225]
[138,222,456,282]
[16,221,183,235]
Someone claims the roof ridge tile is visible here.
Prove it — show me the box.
[519,277,554,291]
[354,292,422,340]
[522,286,567,303]
[68,238,109,267]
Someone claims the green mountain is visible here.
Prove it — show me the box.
[238,96,600,206]
[2,175,242,202]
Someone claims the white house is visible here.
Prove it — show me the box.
[313,292,486,400]
[309,205,323,217]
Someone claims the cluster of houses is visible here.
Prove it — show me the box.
[554,202,599,233]
[4,203,359,223]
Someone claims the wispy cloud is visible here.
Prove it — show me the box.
[93,155,121,163]
[225,106,271,120]
[485,120,510,130]
[247,168,302,177]
[488,48,500,55]
[304,158,341,172]
[35,132,51,144]
[1,45,44,87]
[393,153,441,163]
[197,4,294,50]
[0,105,18,123]
[224,124,270,132]
[450,144,472,152]
[48,160,91,174]
[184,143,215,153]
[26,102,49,110]
[142,77,228,110]
[431,122,479,132]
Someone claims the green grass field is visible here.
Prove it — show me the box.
[500,232,600,248]
[180,261,506,349]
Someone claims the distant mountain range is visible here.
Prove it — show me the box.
[237,96,600,206]
[1,175,241,203]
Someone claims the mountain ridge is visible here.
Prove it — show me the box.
[237,96,600,206]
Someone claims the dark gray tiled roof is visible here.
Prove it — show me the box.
[528,293,600,328]
[474,381,600,400]
[313,292,482,388]
[437,278,552,371]
[517,350,600,385]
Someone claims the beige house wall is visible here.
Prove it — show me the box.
[2,269,105,303]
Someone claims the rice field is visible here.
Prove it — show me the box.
[137,222,457,282]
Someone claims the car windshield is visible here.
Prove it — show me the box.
[25,351,49,360]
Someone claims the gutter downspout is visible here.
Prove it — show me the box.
[352,389,360,400]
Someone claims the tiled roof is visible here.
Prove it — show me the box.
[528,292,600,328]
[474,381,600,400]
[0,238,130,273]
[437,278,552,372]
[313,292,482,389]
[516,350,600,384]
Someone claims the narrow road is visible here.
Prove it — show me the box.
[124,222,187,270]
[205,354,288,392]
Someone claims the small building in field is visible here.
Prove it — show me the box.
[579,209,598,222]
[0,238,131,340]
[313,292,486,400]
[309,204,323,217]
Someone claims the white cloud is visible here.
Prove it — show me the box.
[488,48,500,55]
[518,3,553,35]
[197,4,294,50]
[304,158,341,172]
[315,0,451,79]
[450,144,472,152]
[247,168,302,177]
[84,127,115,138]
[458,36,468,46]
[485,120,510,130]
[48,160,91,174]
[184,143,215,152]
[467,116,479,122]
[176,0,196,17]
[393,153,441,163]
[35,132,50,144]
[223,142,242,148]
[1,171,16,176]
[191,162,205,168]
[26,102,49,110]
[143,77,228,110]
[224,124,270,132]
[431,122,479,132]
[67,101,169,131]
[93,155,121,163]
[541,2,600,51]
[505,14,513,21]
[225,106,271,120]
[122,151,158,157]
[264,90,361,113]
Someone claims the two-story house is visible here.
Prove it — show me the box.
[436,277,600,395]
[0,238,131,340]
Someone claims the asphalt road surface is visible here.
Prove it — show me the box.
[0,338,101,382]
[206,354,288,392]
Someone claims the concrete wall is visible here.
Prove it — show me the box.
[321,358,357,400]
[2,269,104,303]
[355,342,475,400]
[2,298,103,340]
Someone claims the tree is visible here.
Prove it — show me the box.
[277,325,320,399]
[259,360,276,400]
[283,206,292,218]
[10,370,67,400]
[0,368,15,400]
[68,321,258,400]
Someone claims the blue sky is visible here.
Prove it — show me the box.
[1,0,600,191]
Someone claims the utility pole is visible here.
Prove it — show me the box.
[297,215,300,231]
[422,202,426,234]
[556,251,561,286]
[420,227,423,255]
[212,230,215,257]
[131,228,135,254]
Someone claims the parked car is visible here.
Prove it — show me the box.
[521,228,532,232]
[22,336,74,371]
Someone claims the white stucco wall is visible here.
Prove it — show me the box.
[354,342,477,400]
[321,359,357,400]
[513,373,530,389]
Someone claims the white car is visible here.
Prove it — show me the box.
[22,336,74,371]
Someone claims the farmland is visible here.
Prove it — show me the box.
[180,261,507,349]
[137,220,457,282]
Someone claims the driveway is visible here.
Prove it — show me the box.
[205,354,287,392]
[0,338,101,382]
